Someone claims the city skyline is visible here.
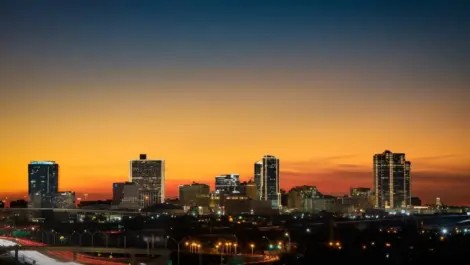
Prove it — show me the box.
[0,149,468,206]
[1,1,469,205]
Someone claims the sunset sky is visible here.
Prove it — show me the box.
[1,1,469,205]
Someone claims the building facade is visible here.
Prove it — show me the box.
[287,186,322,212]
[215,174,240,193]
[129,154,165,208]
[373,150,411,208]
[53,191,76,209]
[350,187,371,198]
[254,155,280,210]
[28,161,59,208]
[239,180,258,200]
[179,183,210,207]
[119,183,140,210]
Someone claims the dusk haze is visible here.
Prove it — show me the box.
[1,1,469,206]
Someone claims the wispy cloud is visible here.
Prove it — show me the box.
[280,168,470,205]
[282,154,359,171]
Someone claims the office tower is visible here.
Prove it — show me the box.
[178,183,210,206]
[112,183,125,205]
[129,154,165,208]
[254,155,280,209]
[254,161,263,199]
[373,150,411,208]
[112,182,135,206]
[119,183,140,210]
[28,161,59,208]
[214,174,240,193]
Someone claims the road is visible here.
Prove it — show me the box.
[0,238,83,265]
[0,237,129,265]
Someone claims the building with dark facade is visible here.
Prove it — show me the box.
[179,182,210,207]
[411,197,422,206]
[130,154,165,208]
[254,155,280,210]
[28,161,59,208]
[214,174,240,193]
[239,180,258,200]
[112,182,135,206]
[373,150,411,209]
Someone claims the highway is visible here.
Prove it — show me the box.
[0,237,130,265]
[0,238,83,265]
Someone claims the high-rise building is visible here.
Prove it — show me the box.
[119,183,140,210]
[373,150,411,209]
[215,174,240,193]
[112,183,126,206]
[254,155,280,209]
[129,154,165,208]
[112,182,135,206]
[254,161,263,199]
[28,161,59,208]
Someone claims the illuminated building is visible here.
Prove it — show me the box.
[53,191,76,209]
[254,155,280,210]
[287,186,322,211]
[350,187,371,198]
[129,154,165,208]
[373,150,411,208]
[28,161,59,208]
[215,174,240,193]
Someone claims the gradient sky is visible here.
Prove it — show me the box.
[1,1,469,205]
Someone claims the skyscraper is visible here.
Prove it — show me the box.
[254,155,280,209]
[28,161,59,208]
[129,154,165,208]
[214,174,240,193]
[373,150,411,209]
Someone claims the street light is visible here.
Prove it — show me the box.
[167,236,183,265]
[284,232,291,252]
[233,243,237,254]
[250,244,255,255]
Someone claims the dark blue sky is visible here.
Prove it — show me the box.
[1,1,469,72]
[1,1,470,203]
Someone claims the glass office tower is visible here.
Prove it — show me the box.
[28,161,59,208]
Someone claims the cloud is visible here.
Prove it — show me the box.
[280,167,470,205]
[282,155,358,171]
[412,154,459,161]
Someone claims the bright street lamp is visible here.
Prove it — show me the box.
[284,232,291,252]
[250,243,255,255]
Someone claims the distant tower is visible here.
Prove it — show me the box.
[214,174,240,193]
[373,150,411,208]
[254,155,280,210]
[28,161,59,208]
[130,154,165,208]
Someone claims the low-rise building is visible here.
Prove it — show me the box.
[179,182,210,207]
[53,191,76,209]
